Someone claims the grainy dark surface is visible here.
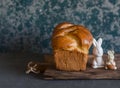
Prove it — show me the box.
[0,53,120,88]
[43,54,120,79]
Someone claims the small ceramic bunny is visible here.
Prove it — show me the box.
[105,50,117,70]
[92,38,104,68]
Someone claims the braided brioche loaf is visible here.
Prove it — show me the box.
[52,22,93,71]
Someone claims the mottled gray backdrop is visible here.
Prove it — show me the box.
[0,0,120,54]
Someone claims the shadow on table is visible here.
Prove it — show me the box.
[0,52,44,77]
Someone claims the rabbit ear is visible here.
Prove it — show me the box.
[107,50,111,55]
[97,38,102,46]
[107,50,114,55]
[111,50,115,54]
[93,38,97,47]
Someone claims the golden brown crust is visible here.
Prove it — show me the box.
[52,22,93,54]
[105,64,116,70]
[53,22,74,34]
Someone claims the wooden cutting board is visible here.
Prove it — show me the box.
[41,54,120,79]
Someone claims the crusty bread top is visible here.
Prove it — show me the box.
[51,22,93,54]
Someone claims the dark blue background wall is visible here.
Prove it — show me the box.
[0,0,120,54]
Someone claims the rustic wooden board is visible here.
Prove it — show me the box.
[42,54,120,79]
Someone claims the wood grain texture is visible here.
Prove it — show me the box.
[42,54,120,79]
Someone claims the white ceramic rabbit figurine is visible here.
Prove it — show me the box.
[105,50,117,70]
[92,38,104,68]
